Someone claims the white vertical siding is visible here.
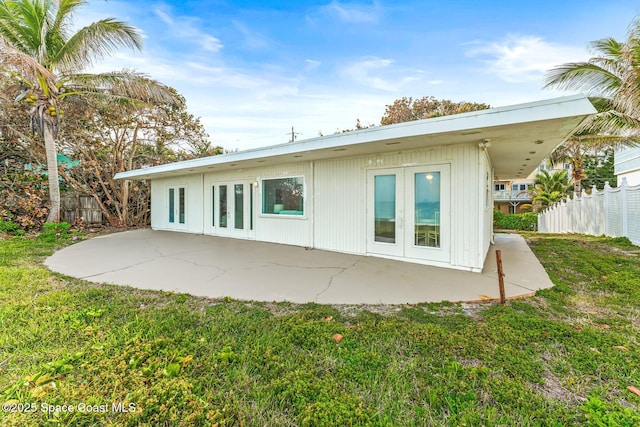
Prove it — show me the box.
[150,143,489,271]
[314,143,485,271]
[313,157,367,254]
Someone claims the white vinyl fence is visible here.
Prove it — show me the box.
[538,178,640,246]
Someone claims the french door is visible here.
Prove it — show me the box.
[366,165,450,263]
[167,185,187,230]
[208,180,254,239]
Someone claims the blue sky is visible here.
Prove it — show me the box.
[80,0,640,151]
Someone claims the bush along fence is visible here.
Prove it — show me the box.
[493,210,538,231]
[538,178,640,245]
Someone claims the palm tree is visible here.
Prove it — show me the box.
[0,0,179,222]
[526,169,572,212]
[544,19,640,192]
[549,133,589,194]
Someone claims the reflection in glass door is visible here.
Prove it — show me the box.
[374,175,396,243]
[413,172,440,248]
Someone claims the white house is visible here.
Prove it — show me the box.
[115,95,595,272]
[615,146,640,186]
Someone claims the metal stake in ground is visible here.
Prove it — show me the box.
[496,250,506,305]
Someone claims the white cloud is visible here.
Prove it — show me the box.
[465,34,588,83]
[305,59,321,72]
[342,57,422,91]
[318,1,382,24]
[154,9,173,26]
[152,7,223,53]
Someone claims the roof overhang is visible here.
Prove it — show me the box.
[115,95,596,181]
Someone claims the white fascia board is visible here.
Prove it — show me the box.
[115,94,595,180]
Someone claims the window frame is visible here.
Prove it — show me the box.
[260,176,306,218]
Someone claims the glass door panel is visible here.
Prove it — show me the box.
[234,184,244,230]
[178,187,185,224]
[219,185,228,228]
[168,188,175,223]
[414,172,440,248]
[374,175,396,243]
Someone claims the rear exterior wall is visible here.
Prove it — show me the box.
[150,142,489,271]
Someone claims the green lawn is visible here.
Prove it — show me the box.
[1,233,639,426]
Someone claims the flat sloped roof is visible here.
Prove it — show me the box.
[115,94,596,181]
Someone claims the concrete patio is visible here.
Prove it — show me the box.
[45,229,554,304]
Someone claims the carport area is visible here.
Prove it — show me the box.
[45,229,553,304]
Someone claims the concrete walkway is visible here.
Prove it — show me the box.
[45,229,554,304]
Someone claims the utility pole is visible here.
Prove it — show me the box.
[288,126,300,143]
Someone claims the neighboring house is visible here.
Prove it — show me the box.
[493,180,534,214]
[615,146,640,186]
[115,95,595,273]
[494,161,571,214]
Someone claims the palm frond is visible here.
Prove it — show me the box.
[55,18,142,72]
[589,37,626,60]
[52,0,88,41]
[61,70,182,106]
[544,62,621,96]
[0,2,27,51]
[1,43,56,89]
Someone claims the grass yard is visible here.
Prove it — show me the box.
[1,233,640,426]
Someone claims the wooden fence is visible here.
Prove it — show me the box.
[538,178,640,246]
[61,193,103,225]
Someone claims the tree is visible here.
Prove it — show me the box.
[56,92,219,226]
[549,133,589,194]
[381,96,490,125]
[526,169,572,212]
[544,18,640,193]
[582,148,616,191]
[550,133,619,193]
[0,0,179,223]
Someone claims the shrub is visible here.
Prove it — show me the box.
[493,210,538,231]
[0,218,19,234]
[0,167,50,230]
[43,222,71,233]
[38,222,73,241]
